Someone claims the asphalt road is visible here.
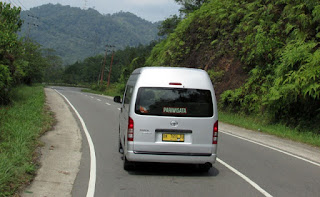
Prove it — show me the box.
[52,86,320,197]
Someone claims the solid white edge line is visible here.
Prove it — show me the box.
[54,90,96,197]
[220,130,320,167]
[217,158,273,197]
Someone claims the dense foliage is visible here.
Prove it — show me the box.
[0,2,61,105]
[20,4,160,64]
[0,2,22,104]
[157,0,207,37]
[146,0,320,131]
[158,15,182,36]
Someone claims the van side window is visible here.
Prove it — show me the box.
[123,86,133,109]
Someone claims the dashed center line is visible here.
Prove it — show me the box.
[106,103,111,105]
[97,99,101,101]
[90,96,94,99]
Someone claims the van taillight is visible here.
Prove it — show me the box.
[128,117,134,141]
[169,82,182,85]
[213,121,218,144]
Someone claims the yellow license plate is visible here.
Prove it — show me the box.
[162,133,184,142]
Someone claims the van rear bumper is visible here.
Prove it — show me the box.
[126,151,217,164]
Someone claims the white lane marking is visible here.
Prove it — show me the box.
[55,90,96,197]
[97,99,101,101]
[106,103,111,106]
[118,108,121,111]
[90,96,94,99]
[85,95,88,97]
[217,158,273,197]
[220,130,320,167]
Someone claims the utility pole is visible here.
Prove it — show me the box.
[83,0,88,9]
[100,45,108,85]
[107,50,115,88]
[27,22,31,42]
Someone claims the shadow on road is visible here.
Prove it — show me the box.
[127,162,219,177]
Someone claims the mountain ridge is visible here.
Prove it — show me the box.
[20,4,160,64]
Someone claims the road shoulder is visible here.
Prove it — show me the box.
[22,88,82,197]
[220,122,320,165]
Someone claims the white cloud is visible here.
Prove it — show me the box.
[2,0,180,22]
[124,0,173,6]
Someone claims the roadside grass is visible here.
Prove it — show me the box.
[219,110,320,147]
[0,85,54,196]
[82,83,123,97]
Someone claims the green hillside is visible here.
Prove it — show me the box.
[20,4,160,64]
[146,0,320,130]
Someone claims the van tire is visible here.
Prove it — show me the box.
[123,156,135,171]
[118,132,123,154]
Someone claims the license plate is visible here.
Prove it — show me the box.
[162,133,184,142]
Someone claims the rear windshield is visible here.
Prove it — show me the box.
[135,87,213,117]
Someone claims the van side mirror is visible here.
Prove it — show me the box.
[114,96,122,103]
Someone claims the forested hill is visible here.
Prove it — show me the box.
[20,4,160,64]
[146,0,320,130]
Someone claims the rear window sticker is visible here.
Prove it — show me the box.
[163,107,187,114]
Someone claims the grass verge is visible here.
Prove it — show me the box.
[219,110,320,147]
[82,83,123,97]
[0,85,54,196]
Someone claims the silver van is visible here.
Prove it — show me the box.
[114,67,218,171]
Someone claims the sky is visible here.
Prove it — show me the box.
[3,0,181,22]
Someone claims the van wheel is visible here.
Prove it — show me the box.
[118,133,123,154]
[123,156,135,171]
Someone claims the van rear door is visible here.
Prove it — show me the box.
[132,87,215,155]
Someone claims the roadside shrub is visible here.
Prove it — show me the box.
[91,83,107,92]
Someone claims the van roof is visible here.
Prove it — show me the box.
[132,67,213,90]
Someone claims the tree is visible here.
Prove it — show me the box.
[158,15,181,36]
[157,0,207,37]
[43,48,63,83]
[0,2,23,104]
[174,0,209,14]
[22,41,50,84]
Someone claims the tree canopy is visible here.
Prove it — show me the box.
[0,2,62,105]
[175,0,209,14]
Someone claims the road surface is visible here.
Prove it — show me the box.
[52,86,320,197]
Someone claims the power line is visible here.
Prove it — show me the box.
[15,0,28,10]
[7,0,19,8]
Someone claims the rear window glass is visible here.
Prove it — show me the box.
[135,87,213,117]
